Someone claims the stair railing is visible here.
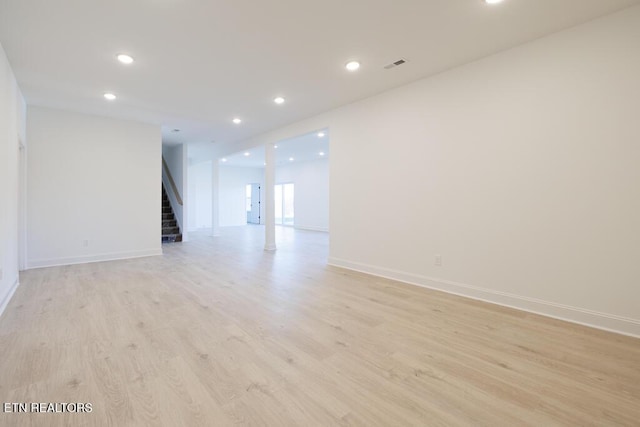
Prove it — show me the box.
[162,156,183,206]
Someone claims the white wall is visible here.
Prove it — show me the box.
[330,7,640,336]
[27,106,162,268]
[219,166,264,227]
[223,6,640,337]
[162,144,188,240]
[0,42,26,315]
[276,158,329,232]
[187,160,212,231]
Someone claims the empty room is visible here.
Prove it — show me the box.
[1,0,639,425]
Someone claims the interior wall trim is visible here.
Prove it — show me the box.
[328,257,640,339]
[0,278,20,318]
[27,248,163,270]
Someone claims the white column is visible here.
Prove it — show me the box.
[264,143,276,251]
[180,144,189,242]
[211,159,220,237]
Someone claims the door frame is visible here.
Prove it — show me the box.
[246,183,261,224]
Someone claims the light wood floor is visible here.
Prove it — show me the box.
[1,226,639,426]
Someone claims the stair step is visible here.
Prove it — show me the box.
[162,226,180,235]
[162,234,182,243]
[161,184,181,243]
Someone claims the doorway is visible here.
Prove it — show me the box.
[274,183,294,226]
[246,183,261,224]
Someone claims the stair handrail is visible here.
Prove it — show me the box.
[162,156,183,206]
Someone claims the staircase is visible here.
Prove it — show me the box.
[162,185,182,243]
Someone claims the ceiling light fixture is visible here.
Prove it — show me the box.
[345,61,360,71]
[319,152,325,156]
[289,157,294,161]
[244,152,250,157]
[104,93,116,101]
[484,0,504,4]
[317,132,325,138]
[221,158,228,162]
[117,54,134,64]
[274,145,278,149]
[274,97,285,104]
[232,118,242,124]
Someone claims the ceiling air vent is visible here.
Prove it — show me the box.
[384,59,407,70]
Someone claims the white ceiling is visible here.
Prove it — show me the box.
[1,0,638,147]
[218,129,329,168]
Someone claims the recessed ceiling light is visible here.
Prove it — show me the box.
[345,61,360,71]
[244,152,250,157]
[289,157,294,161]
[117,54,134,64]
[232,118,242,124]
[274,145,278,149]
[484,0,504,4]
[221,158,227,162]
[274,97,285,105]
[104,93,116,101]
[317,132,325,138]
[319,152,325,156]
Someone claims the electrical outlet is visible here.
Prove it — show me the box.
[435,255,442,266]
[82,240,89,247]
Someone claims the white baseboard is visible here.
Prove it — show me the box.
[27,248,163,269]
[328,257,640,339]
[0,278,20,318]
[295,225,329,232]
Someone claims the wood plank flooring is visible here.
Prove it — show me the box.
[1,226,639,426]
